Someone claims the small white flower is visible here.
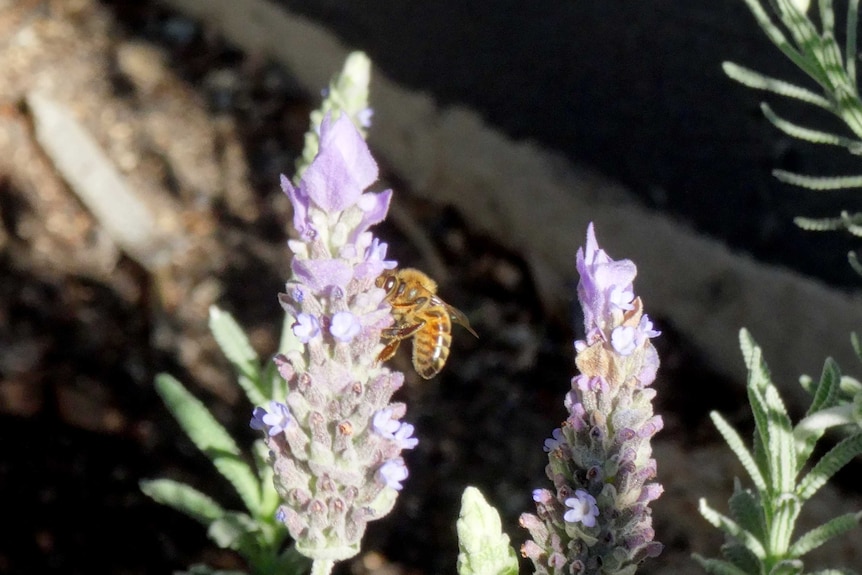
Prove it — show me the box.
[377,458,409,490]
[543,428,565,453]
[330,311,361,342]
[564,489,599,527]
[292,313,320,343]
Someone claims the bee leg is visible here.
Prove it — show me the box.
[382,321,425,340]
[377,321,426,363]
[377,338,401,362]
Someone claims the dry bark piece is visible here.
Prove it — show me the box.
[26,91,175,272]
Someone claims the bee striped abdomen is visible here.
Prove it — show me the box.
[412,308,452,379]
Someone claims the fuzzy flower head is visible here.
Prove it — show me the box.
[521,223,663,575]
[251,113,412,562]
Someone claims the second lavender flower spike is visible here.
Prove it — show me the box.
[521,223,663,575]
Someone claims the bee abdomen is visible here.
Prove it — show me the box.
[412,312,452,379]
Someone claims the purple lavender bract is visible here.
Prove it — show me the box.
[521,223,663,575]
[251,114,414,562]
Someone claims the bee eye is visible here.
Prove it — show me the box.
[385,277,397,291]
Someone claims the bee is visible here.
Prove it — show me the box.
[376,268,478,379]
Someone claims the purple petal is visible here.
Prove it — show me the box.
[576,222,638,333]
[377,458,409,490]
[350,189,392,242]
[250,406,268,430]
[563,489,599,527]
[355,238,397,279]
[393,422,419,450]
[292,313,321,343]
[611,325,638,355]
[281,174,313,240]
[292,258,354,292]
[543,428,565,452]
[302,114,378,213]
[372,408,399,436]
[357,107,374,129]
[273,353,295,382]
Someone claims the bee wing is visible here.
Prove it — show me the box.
[447,305,478,338]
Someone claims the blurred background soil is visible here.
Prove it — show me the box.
[0,2,859,575]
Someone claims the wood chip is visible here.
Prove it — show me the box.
[26,92,174,272]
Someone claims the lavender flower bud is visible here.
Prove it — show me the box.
[251,114,414,562]
[521,223,663,575]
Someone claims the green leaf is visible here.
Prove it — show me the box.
[788,511,862,557]
[692,554,752,575]
[795,358,841,465]
[852,332,862,360]
[728,480,766,541]
[797,432,862,500]
[768,493,801,558]
[841,375,862,398]
[711,412,767,493]
[772,170,862,189]
[807,569,861,575]
[739,329,759,373]
[795,211,862,234]
[737,0,820,79]
[209,306,267,406]
[155,373,262,514]
[140,478,226,526]
[208,511,259,551]
[738,333,796,494]
[808,358,842,414]
[698,499,766,558]
[820,0,836,35]
[799,374,817,396]
[760,103,862,150]
[767,558,803,575]
[744,355,777,491]
[722,62,831,108]
[847,0,860,85]
[720,542,763,573]
[456,487,520,575]
[839,375,862,401]
[761,383,797,493]
[275,545,313,575]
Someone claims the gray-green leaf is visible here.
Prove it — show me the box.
[788,511,862,557]
[797,432,862,500]
[209,306,267,406]
[155,373,262,515]
[140,478,226,525]
[456,487,519,575]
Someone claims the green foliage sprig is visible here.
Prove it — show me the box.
[726,0,862,267]
[694,329,862,575]
[141,309,305,575]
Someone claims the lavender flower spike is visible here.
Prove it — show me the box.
[251,113,413,562]
[521,223,663,575]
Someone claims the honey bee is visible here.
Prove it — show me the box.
[376,268,478,379]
